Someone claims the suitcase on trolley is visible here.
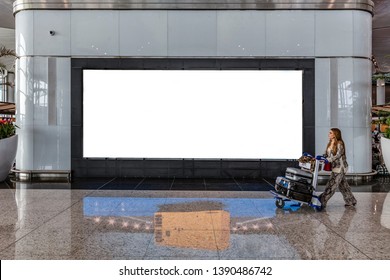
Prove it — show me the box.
[275,177,313,203]
[285,167,312,184]
[272,154,325,210]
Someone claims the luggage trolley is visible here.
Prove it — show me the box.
[270,154,326,211]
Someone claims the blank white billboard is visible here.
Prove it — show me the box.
[83,70,302,159]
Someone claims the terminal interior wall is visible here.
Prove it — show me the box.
[14,10,372,173]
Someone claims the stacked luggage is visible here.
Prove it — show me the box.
[274,167,314,203]
[272,154,324,210]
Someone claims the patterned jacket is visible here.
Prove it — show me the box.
[325,142,348,173]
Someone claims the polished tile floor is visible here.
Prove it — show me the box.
[0,177,390,260]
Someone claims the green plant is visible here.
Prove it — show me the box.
[0,118,18,139]
[372,72,390,83]
[384,117,390,139]
[377,111,390,124]
[0,46,16,68]
[372,73,390,83]
[0,45,17,88]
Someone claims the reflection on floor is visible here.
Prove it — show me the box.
[0,177,390,260]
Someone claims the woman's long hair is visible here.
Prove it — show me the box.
[326,128,346,155]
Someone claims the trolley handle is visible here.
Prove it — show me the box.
[315,155,329,163]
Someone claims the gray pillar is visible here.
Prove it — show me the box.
[377,78,386,105]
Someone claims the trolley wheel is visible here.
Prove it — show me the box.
[275,198,285,208]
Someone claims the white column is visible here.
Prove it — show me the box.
[315,58,372,174]
[377,78,386,105]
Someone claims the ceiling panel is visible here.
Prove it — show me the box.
[0,0,14,29]
[373,0,390,72]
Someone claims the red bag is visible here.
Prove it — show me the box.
[324,162,332,171]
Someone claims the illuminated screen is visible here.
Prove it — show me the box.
[83,70,303,159]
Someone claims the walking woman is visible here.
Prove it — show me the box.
[320,128,357,208]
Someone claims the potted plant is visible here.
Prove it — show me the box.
[0,118,18,181]
[0,46,18,181]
